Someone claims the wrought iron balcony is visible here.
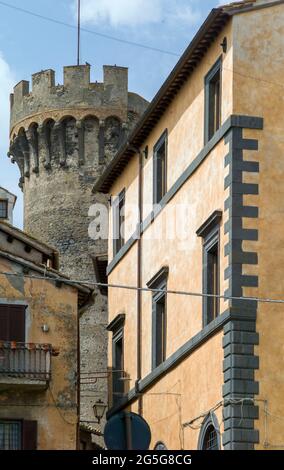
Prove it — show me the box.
[0,341,52,390]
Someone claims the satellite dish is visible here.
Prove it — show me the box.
[104,411,151,450]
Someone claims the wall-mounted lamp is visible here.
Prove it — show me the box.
[93,399,107,424]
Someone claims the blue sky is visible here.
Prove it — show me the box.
[0,0,221,227]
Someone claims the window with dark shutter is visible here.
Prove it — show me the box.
[113,189,125,256]
[22,420,37,450]
[0,305,26,342]
[147,267,169,370]
[153,131,167,205]
[196,211,222,327]
[204,58,222,143]
[107,314,125,407]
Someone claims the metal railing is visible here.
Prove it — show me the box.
[0,342,51,381]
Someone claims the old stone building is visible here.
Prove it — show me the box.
[8,64,148,435]
[0,214,92,449]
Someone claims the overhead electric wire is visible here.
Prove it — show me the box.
[0,1,180,57]
[1,270,284,305]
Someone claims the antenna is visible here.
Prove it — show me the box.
[77,0,81,65]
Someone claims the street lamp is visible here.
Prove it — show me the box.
[93,399,107,424]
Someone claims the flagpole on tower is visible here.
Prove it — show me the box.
[77,0,81,65]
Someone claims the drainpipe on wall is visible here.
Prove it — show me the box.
[127,143,144,416]
[137,149,143,416]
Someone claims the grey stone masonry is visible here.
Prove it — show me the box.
[8,64,148,444]
[222,117,263,450]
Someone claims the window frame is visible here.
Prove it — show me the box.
[112,188,125,257]
[204,57,222,144]
[0,419,37,450]
[196,211,222,328]
[107,314,125,406]
[0,419,22,450]
[197,413,220,450]
[147,267,169,370]
[0,199,8,219]
[153,130,168,205]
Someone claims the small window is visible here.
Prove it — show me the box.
[0,200,8,219]
[147,267,169,370]
[196,211,222,327]
[0,420,22,450]
[113,189,125,256]
[0,304,26,342]
[203,425,218,450]
[198,413,220,450]
[153,131,167,205]
[205,58,222,143]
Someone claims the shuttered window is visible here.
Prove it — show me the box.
[204,58,222,143]
[113,189,125,257]
[0,420,37,450]
[0,305,26,342]
[153,131,167,205]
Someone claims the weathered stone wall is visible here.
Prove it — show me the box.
[8,65,148,441]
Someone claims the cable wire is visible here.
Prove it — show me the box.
[0,1,180,57]
[1,270,284,305]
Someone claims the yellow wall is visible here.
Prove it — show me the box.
[232,3,284,450]
[0,259,78,450]
[107,21,233,450]
[107,2,284,450]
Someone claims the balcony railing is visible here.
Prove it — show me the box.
[0,342,51,382]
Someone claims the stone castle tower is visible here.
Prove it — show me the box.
[8,64,148,436]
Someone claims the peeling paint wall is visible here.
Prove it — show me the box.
[0,259,78,450]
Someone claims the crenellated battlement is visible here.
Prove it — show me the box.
[10,64,142,133]
[8,64,148,187]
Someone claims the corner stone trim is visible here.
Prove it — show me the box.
[222,118,263,450]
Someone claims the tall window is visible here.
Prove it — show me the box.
[196,211,222,327]
[107,314,125,406]
[113,189,125,256]
[0,200,8,219]
[205,58,222,143]
[147,267,168,370]
[153,131,167,204]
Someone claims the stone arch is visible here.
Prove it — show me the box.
[41,118,55,169]
[60,116,78,163]
[17,127,30,177]
[82,115,99,165]
[27,122,39,173]
[104,116,122,162]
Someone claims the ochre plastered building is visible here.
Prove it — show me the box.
[0,218,92,449]
[94,0,284,450]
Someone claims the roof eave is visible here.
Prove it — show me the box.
[92,7,230,194]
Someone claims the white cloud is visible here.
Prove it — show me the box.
[0,52,15,148]
[75,0,201,28]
